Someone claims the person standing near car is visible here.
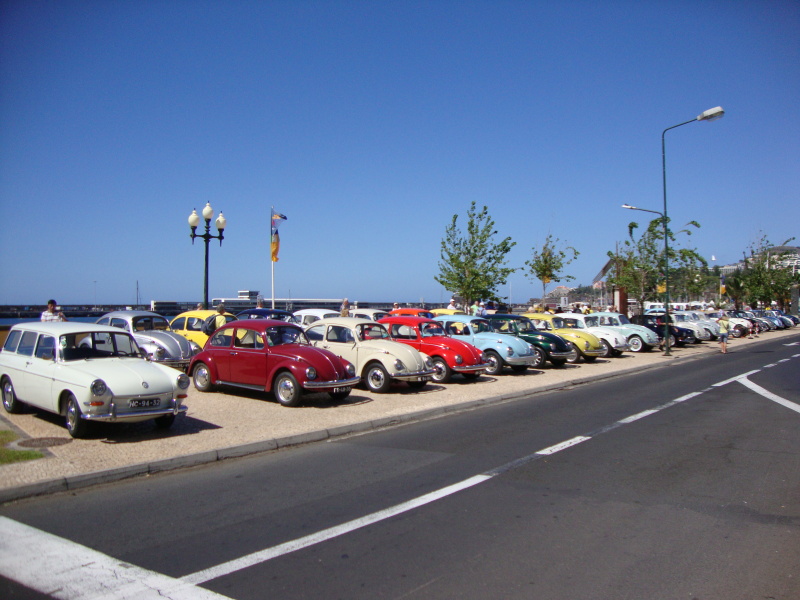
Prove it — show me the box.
[214,304,227,329]
[340,298,350,317]
[41,299,67,322]
[718,313,730,353]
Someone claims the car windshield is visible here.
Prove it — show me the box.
[559,318,585,329]
[60,331,141,361]
[672,314,688,322]
[550,317,567,329]
[598,315,622,326]
[531,319,553,331]
[420,322,446,337]
[357,323,390,340]
[265,326,308,346]
[132,316,170,331]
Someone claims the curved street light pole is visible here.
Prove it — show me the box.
[622,106,724,356]
[188,202,228,310]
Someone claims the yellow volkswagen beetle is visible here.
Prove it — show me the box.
[522,312,604,363]
[169,309,236,347]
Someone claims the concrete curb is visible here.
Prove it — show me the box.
[0,351,689,505]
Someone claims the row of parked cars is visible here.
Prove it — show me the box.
[2,305,795,438]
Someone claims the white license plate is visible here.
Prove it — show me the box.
[129,398,160,408]
[333,387,349,394]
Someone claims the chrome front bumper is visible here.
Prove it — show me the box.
[505,355,538,366]
[303,376,361,390]
[453,362,489,374]
[82,397,188,422]
[392,369,436,382]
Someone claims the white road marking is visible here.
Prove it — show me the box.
[712,370,761,387]
[0,516,232,600]
[535,436,592,455]
[618,409,659,424]
[737,378,800,415]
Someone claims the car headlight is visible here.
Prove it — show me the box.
[177,373,190,390]
[584,341,590,350]
[480,352,489,362]
[394,359,405,371]
[306,366,317,380]
[155,346,166,359]
[506,346,514,357]
[90,379,107,396]
[189,341,202,355]
[424,356,433,369]
[454,354,463,365]
[345,363,355,377]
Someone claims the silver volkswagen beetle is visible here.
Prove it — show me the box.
[96,311,201,370]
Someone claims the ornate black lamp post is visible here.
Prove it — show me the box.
[188,202,227,309]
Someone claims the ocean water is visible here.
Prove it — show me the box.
[1,317,99,326]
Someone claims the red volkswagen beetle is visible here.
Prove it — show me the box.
[378,316,488,383]
[189,320,359,406]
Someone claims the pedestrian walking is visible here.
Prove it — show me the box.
[718,313,730,353]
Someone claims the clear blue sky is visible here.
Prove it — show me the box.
[1,0,798,307]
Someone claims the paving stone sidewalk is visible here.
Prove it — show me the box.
[2,330,797,503]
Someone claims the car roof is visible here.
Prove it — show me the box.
[172,310,234,319]
[9,322,129,336]
[378,316,436,325]
[236,308,293,317]
[307,317,379,328]
[293,308,340,316]
[99,310,168,319]
[434,314,486,322]
[217,319,300,332]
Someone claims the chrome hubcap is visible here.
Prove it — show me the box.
[277,377,295,400]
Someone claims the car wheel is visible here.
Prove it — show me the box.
[329,388,352,401]
[483,351,503,376]
[1,377,23,414]
[274,372,302,407]
[628,335,644,352]
[531,347,547,369]
[566,344,581,364]
[155,414,176,429]
[599,340,613,358]
[364,362,392,393]
[731,325,745,338]
[192,363,214,392]
[431,357,452,383]
[65,393,90,439]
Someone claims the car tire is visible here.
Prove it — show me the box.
[364,362,392,393]
[192,363,215,392]
[599,340,613,358]
[329,388,352,401]
[1,377,23,414]
[483,350,503,376]
[731,325,745,338]
[566,344,581,364]
[65,393,90,439]
[274,372,302,407]
[531,347,547,369]
[628,335,644,353]
[155,414,176,429]
[431,357,452,383]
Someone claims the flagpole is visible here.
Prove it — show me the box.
[271,206,275,309]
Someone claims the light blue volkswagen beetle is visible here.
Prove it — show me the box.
[433,314,538,375]
[589,312,660,353]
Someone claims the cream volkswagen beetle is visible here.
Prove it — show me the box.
[304,317,435,393]
[0,322,190,438]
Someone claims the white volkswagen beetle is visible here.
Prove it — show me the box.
[589,312,660,352]
[304,317,435,393]
[556,313,630,357]
[1,322,190,438]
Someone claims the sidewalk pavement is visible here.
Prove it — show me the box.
[2,330,798,504]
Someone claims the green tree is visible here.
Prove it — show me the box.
[524,234,579,301]
[740,235,798,309]
[435,202,516,307]
[606,217,705,312]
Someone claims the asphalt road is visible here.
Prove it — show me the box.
[1,335,799,599]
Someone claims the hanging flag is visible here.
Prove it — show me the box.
[271,210,287,262]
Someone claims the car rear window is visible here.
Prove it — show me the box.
[3,330,21,352]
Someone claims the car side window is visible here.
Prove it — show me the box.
[34,335,56,360]
[187,317,203,331]
[306,325,325,342]
[110,318,129,331]
[234,329,262,349]
[97,318,110,326]
[210,331,232,347]
[17,331,38,356]
[391,324,416,340]
[171,317,185,330]
[3,330,21,352]
[327,326,354,343]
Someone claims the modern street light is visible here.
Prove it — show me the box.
[621,105,724,355]
[188,202,228,310]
